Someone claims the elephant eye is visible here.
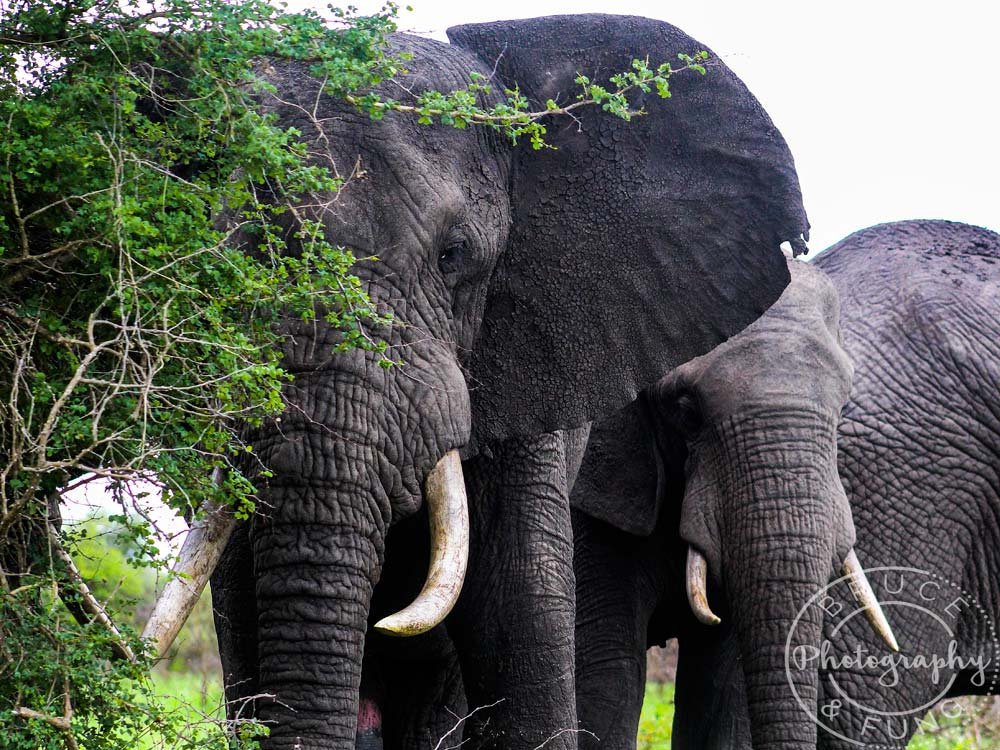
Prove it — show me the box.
[438,239,468,275]
[670,391,704,436]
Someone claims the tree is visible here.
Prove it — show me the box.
[0,2,407,745]
[0,2,704,746]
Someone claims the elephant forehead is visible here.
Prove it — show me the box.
[260,58,509,262]
[690,261,842,360]
[311,124,500,233]
[677,260,853,412]
[321,143,470,251]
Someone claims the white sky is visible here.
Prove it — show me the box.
[336,0,999,254]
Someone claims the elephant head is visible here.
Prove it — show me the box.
[575,260,896,749]
[143,14,809,749]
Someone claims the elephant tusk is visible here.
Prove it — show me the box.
[842,549,900,652]
[686,547,721,626]
[141,496,237,659]
[375,449,469,637]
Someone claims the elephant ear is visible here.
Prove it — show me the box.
[571,398,661,537]
[448,14,808,444]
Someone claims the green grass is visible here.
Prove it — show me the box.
[143,671,987,750]
[638,682,675,749]
[136,670,227,749]
[636,682,989,749]
[151,670,225,718]
[906,697,998,750]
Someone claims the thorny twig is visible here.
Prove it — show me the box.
[433,699,505,750]
[13,677,80,750]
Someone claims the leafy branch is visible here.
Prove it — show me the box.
[347,52,710,149]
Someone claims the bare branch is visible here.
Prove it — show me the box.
[47,521,136,662]
[533,728,600,749]
[13,677,80,750]
[433,700,505,750]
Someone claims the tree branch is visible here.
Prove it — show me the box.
[48,521,137,662]
[13,677,80,750]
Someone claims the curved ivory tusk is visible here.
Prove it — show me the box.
[686,547,721,626]
[843,549,900,652]
[141,499,237,658]
[375,450,469,636]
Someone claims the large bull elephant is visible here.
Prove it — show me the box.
[142,14,820,750]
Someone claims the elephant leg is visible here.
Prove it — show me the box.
[373,635,467,749]
[572,509,652,750]
[673,624,751,750]
[210,521,260,721]
[450,433,578,749]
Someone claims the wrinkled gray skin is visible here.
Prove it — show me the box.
[208,14,809,750]
[576,220,1000,749]
[672,220,1000,749]
[571,259,856,750]
[803,220,1000,747]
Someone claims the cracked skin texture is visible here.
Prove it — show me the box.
[804,219,1000,748]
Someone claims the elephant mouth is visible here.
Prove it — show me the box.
[356,696,383,745]
[140,450,471,656]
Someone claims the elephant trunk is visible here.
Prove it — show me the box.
[254,514,382,749]
[726,519,825,749]
[715,410,843,749]
[251,433,390,750]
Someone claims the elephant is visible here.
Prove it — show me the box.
[138,13,819,750]
[570,256,892,750]
[794,219,1000,747]
[573,219,1000,749]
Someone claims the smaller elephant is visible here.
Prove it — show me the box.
[673,220,1000,749]
[575,220,1000,750]
[571,257,895,750]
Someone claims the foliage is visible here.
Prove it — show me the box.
[0,0,406,745]
[63,513,219,672]
[0,0,709,746]
[348,52,709,150]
